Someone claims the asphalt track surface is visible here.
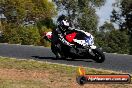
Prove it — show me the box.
[0,43,132,73]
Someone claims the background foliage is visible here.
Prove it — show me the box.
[53,0,106,33]
[110,0,132,54]
[0,0,131,54]
[0,0,56,47]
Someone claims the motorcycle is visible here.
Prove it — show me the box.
[44,29,105,63]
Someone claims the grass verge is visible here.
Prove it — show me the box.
[0,56,131,88]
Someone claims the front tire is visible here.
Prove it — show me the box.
[92,48,105,63]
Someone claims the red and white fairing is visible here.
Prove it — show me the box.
[44,30,96,49]
[72,31,96,49]
[44,32,52,39]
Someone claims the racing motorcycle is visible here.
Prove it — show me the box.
[44,29,105,63]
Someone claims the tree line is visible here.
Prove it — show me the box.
[0,0,132,54]
[0,0,56,46]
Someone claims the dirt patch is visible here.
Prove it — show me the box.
[0,68,118,88]
[0,57,131,88]
[0,68,49,80]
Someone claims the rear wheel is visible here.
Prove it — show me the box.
[56,52,62,59]
[92,48,105,63]
[55,50,72,60]
[51,44,66,59]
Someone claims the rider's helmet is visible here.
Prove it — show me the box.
[57,15,70,32]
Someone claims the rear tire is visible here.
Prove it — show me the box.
[51,44,66,59]
[51,44,60,59]
[56,52,62,59]
[92,48,105,63]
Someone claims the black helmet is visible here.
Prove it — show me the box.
[57,15,70,32]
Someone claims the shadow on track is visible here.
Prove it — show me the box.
[31,56,93,63]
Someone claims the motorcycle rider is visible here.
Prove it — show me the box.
[55,14,93,47]
[51,14,75,58]
[55,14,74,47]
[51,14,95,58]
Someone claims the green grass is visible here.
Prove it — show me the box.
[0,57,76,75]
[0,57,121,74]
[0,56,131,88]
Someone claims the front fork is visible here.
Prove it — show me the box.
[88,45,97,56]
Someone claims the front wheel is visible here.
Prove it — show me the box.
[92,48,105,63]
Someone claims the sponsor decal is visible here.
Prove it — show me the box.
[65,32,77,42]
[76,66,131,85]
